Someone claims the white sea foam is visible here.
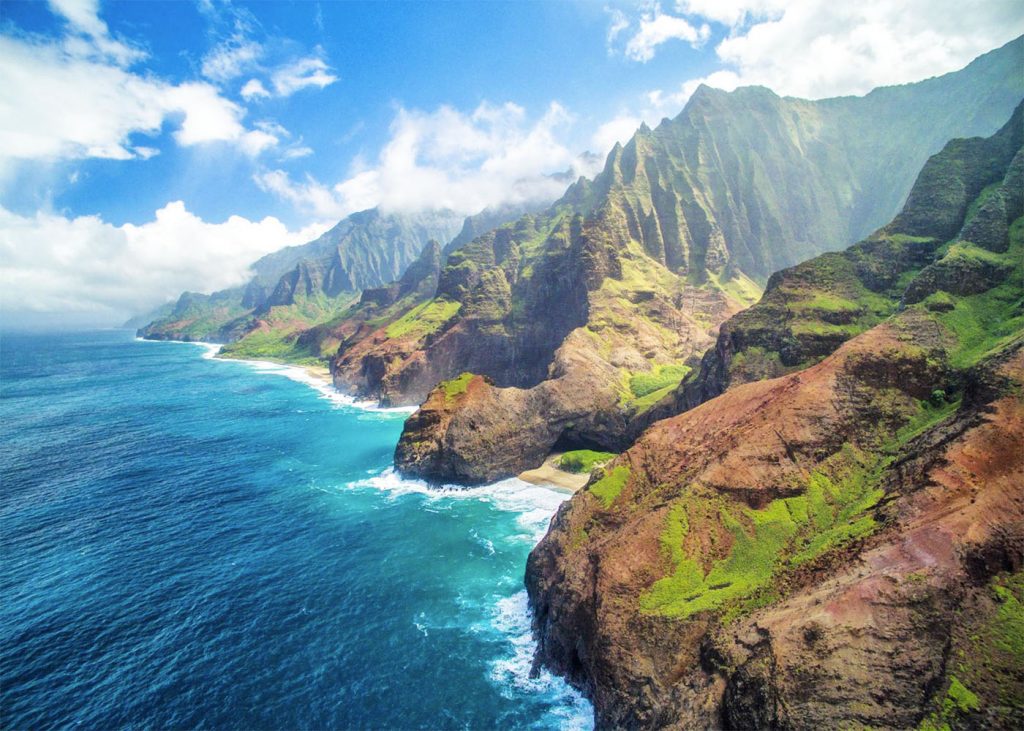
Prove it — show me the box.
[488,591,594,730]
[350,469,594,724]
[146,336,414,415]
[349,468,565,541]
[217,356,417,415]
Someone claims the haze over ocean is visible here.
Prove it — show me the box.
[0,330,590,729]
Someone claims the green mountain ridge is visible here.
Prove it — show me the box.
[525,98,1024,731]
[662,100,1024,419]
[137,207,465,343]
[358,36,1024,484]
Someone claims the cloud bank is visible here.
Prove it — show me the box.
[0,202,328,324]
[256,101,592,219]
[599,0,1024,148]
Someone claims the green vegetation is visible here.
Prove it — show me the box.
[789,320,865,337]
[630,365,691,398]
[385,298,461,339]
[791,291,863,313]
[641,494,803,619]
[919,677,981,730]
[892,395,961,446]
[145,297,250,342]
[641,447,886,619]
[707,269,763,307]
[558,450,617,474]
[589,465,631,508]
[440,372,474,402]
[964,181,1002,222]
[219,293,351,365]
[919,572,1024,729]
[930,217,1023,367]
[992,573,1024,657]
[620,364,692,414]
[220,329,320,365]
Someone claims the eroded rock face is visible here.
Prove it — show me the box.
[526,330,1024,729]
[525,113,1024,727]
[673,103,1024,418]
[342,71,1024,481]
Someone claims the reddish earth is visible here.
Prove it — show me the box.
[526,324,1024,728]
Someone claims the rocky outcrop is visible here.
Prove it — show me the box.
[525,115,1024,728]
[527,325,1024,728]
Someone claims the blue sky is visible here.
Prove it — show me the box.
[1,0,1022,324]
[0,1,729,227]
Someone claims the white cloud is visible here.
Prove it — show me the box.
[254,170,349,219]
[49,0,107,37]
[591,113,643,153]
[672,0,1024,100]
[674,0,784,27]
[241,78,270,99]
[606,8,630,44]
[598,0,1024,154]
[201,38,263,82]
[270,56,338,96]
[0,202,329,323]
[622,9,711,62]
[256,101,581,218]
[47,0,143,65]
[0,9,284,166]
[281,146,314,160]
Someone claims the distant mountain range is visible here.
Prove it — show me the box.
[136,208,466,343]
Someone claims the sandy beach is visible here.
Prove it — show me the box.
[518,454,590,493]
[301,364,333,387]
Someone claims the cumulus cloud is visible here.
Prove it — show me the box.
[240,78,271,100]
[598,0,1024,153]
[659,0,1024,100]
[0,3,283,166]
[269,55,338,96]
[624,9,710,62]
[0,202,329,323]
[256,101,584,218]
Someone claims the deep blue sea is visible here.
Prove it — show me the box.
[0,330,591,730]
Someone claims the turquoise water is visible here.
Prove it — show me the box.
[0,330,590,729]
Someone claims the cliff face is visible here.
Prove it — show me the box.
[661,101,1024,420]
[525,114,1024,729]
[382,39,1024,484]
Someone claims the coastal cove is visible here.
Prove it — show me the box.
[0,330,592,729]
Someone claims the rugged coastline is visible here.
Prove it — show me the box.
[524,106,1024,728]
[129,38,1024,730]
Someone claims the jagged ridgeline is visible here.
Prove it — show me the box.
[526,102,1024,729]
[138,208,463,345]
[374,37,1023,483]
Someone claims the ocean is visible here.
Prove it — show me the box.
[0,330,591,729]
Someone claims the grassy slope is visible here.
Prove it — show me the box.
[603,113,1024,627]
[218,293,355,365]
[633,192,1023,620]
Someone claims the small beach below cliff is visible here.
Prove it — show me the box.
[518,454,590,493]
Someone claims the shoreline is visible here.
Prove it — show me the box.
[518,453,590,493]
[148,335,585,497]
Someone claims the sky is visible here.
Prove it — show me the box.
[1,0,1022,326]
